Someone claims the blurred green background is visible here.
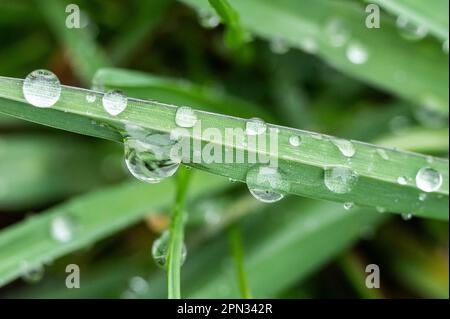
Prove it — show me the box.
[0,0,448,298]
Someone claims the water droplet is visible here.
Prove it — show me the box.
[401,213,413,221]
[102,90,127,116]
[245,118,267,135]
[376,149,389,160]
[20,262,45,283]
[376,206,386,213]
[343,202,354,210]
[289,135,301,147]
[86,93,96,103]
[246,165,290,203]
[324,166,358,194]
[151,231,187,269]
[419,193,427,201]
[443,39,449,54]
[396,15,427,41]
[50,215,76,243]
[128,276,149,294]
[23,69,61,108]
[397,176,408,185]
[331,138,355,157]
[300,37,318,53]
[198,9,220,28]
[415,167,442,192]
[324,19,350,47]
[346,43,369,65]
[426,156,434,164]
[270,38,290,54]
[124,132,181,184]
[175,106,197,128]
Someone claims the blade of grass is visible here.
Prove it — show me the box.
[0,76,448,219]
[228,223,252,298]
[167,166,191,299]
[183,0,449,114]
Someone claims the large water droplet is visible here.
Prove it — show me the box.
[50,215,76,243]
[415,167,442,192]
[124,132,181,183]
[23,69,61,108]
[102,90,127,116]
[245,118,267,136]
[396,15,427,41]
[151,231,187,269]
[20,262,45,284]
[346,43,369,65]
[175,106,197,128]
[289,135,301,147]
[331,138,355,157]
[324,19,350,47]
[324,166,358,194]
[246,165,290,203]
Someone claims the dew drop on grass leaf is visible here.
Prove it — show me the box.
[86,93,96,103]
[376,206,386,213]
[346,43,368,65]
[289,135,301,147]
[20,261,45,284]
[376,148,389,160]
[270,38,290,54]
[401,213,413,221]
[151,231,187,269]
[175,106,197,128]
[415,167,442,192]
[198,9,220,29]
[396,15,427,41]
[397,176,408,185]
[419,193,427,201]
[50,215,76,243]
[102,90,127,116]
[246,165,290,203]
[331,138,355,157]
[324,19,350,47]
[128,276,149,294]
[23,69,61,108]
[324,166,358,194]
[124,131,181,184]
[343,202,354,210]
[245,118,267,135]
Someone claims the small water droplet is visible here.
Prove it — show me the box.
[102,90,127,116]
[86,93,96,103]
[124,131,181,184]
[346,42,369,65]
[300,37,318,53]
[175,106,197,128]
[376,148,389,160]
[23,69,61,108]
[331,138,356,157]
[397,176,408,185]
[128,276,149,294]
[245,118,267,135]
[415,167,442,192]
[50,215,76,243]
[198,9,220,28]
[20,262,45,284]
[396,15,427,41]
[401,213,413,221]
[289,135,301,147]
[376,206,386,213]
[426,156,434,164]
[418,193,427,201]
[324,166,358,194]
[324,19,350,47]
[343,202,354,210]
[151,231,187,269]
[270,38,290,54]
[246,165,290,203]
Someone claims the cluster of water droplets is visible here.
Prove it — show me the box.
[151,230,187,269]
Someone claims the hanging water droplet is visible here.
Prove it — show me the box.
[331,138,356,157]
[346,43,369,65]
[289,135,301,147]
[245,118,267,135]
[418,193,427,201]
[415,167,442,192]
[124,131,181,184]
[343,202,354,210]
[324,19,350,47]
[396,15,427,41]
[86,93,96,103]
[102,90,127,116]
[401,213,413,221]
[376,148,389,160]
[324,166,358,194]
[397,176,408,185]
[270,38,290,54]
[151,231,187,269]
[20,261,45,284]
[175,106,197,128]
[198,9,220,28]
[23,69,61,108]
[246,165,290,203]
[50,215,76,243]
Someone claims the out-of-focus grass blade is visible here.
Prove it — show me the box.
[0,171,229,287]
[366,0,449,41]
[0,134,121,211]
[37,0,110,84]
[182,0,449,114]
[94,68,274,120]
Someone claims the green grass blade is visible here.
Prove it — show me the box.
[182,0,449,114]
[228,224,252,298]
[0,76,448,219]
[167,166,191,299]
